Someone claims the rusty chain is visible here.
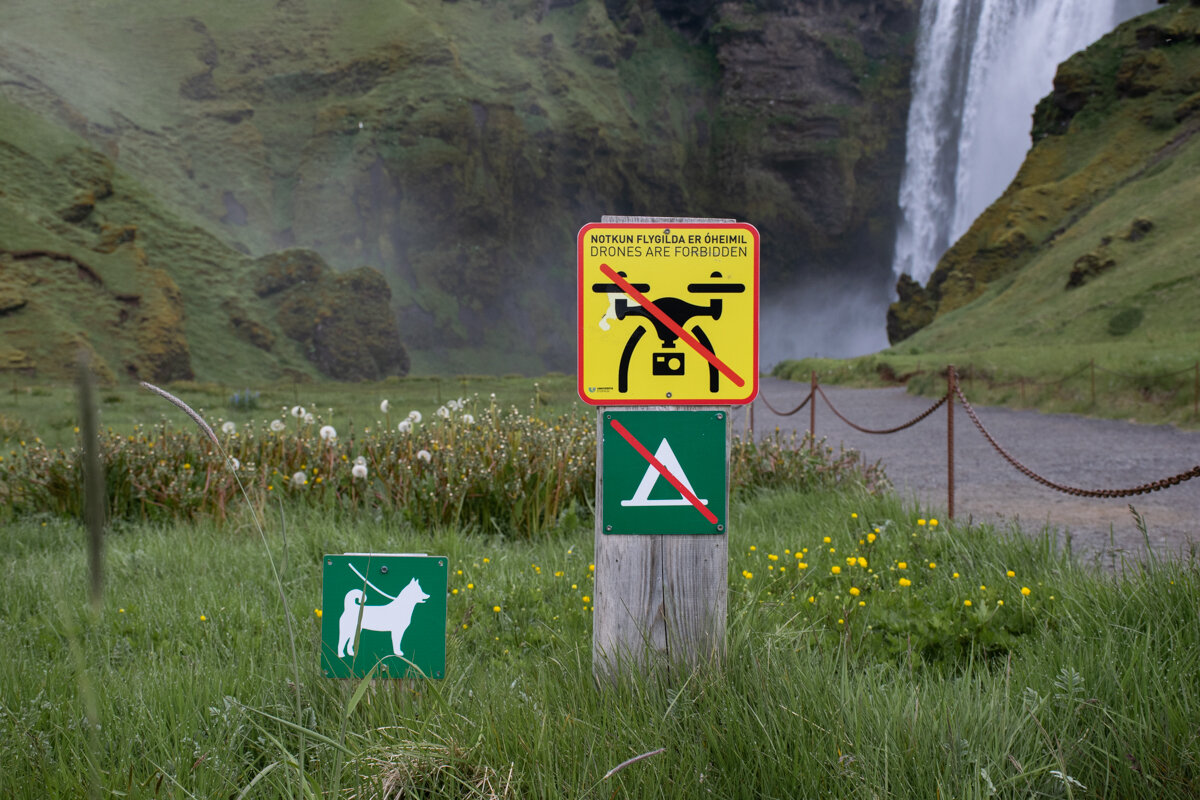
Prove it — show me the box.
[757,389,813,417]
[953,383,1200,498]
[814,384,948,435]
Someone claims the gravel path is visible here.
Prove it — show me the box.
[732,377,1200,564]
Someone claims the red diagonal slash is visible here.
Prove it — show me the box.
[600,263,745,388]
[609,418,718,525]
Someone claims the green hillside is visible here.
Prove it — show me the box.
[0,0,918,377]
[778,1,1200,427]
[0,96,408,384]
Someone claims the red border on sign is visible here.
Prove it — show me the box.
[576,222,759,406]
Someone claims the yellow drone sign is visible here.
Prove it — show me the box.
[577,222,759,405]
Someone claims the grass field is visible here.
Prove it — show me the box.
[1,374,1198,797]
[3,489,1199,796]
[0,374,580,452]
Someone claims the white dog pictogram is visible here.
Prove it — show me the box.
[337,577,430,659]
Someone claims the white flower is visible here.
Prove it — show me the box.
[303,412,315,424]
[319,425,337,441]
[291,405,306,418]
[290,470,307,487]
[270,419,285,432]
[436,405,450,419]
[354,455,367,467]
[351,463,368,480]
[407,410,422,424]
[221,421,236,434]
[380,399,389,413]
[227,456,241,471]
[416,449,432,463]
[397,419,412,434]
[462,413,474,424]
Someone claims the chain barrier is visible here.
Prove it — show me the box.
[755,367,1199,510]
[757,389,813,417]
[814,384,948,435]
[953,383,1200,498]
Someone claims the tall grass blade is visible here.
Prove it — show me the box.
[77,351,105,607]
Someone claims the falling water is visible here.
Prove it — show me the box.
[891,0,1157,284]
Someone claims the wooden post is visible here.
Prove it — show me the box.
[809,370,817,449]
[593,406,729,680]
[947,365,956,520]
[747,398,755,441]
[591,215,735,682]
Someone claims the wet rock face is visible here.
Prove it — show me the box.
[706,0,917,272]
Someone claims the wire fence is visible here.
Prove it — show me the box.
[751,366,1200,518]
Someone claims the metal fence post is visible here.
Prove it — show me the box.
[809,370,817,449]
[947,365,956,520]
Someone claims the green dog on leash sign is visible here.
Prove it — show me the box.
[320,554,447,679]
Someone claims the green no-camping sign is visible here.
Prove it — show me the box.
[320,554,447,679]
[600,409,728,535]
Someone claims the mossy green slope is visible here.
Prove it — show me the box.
[886,1,1200,350]
[776,2,1200,426]
[0,97,408,384]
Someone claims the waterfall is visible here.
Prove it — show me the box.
[891,0,1157,284]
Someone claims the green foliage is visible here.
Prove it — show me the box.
[1,492,1197,797]
[1106,306,1145,337]
[0,389,882,537]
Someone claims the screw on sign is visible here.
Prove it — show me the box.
[577,223,759,405]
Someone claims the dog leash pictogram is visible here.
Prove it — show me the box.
[348,563,398,600]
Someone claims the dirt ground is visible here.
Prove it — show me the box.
[734,377,1200,566]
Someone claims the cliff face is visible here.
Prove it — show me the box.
[0,98,408,384]
[0,0,918,377]
[887,0,1200,344]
